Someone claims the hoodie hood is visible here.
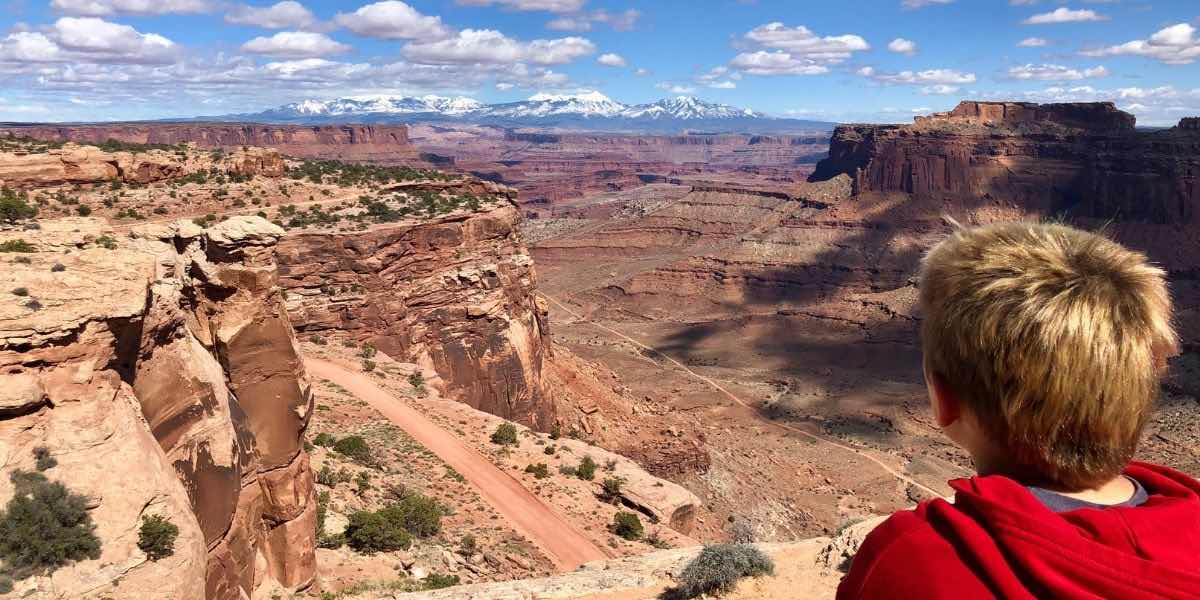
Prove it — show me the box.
[932,462,1200,599]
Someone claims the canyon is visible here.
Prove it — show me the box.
[1,100,1199,599]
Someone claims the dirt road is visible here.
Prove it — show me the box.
[304,358,612,571]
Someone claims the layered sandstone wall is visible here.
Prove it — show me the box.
[0,217,315,599]
[276,181,556,428]
[0,144,284,188]
[0,123,417,161]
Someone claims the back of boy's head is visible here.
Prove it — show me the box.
[919,221,1177,490]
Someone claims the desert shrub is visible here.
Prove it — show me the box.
[361,359,376,372]
[610,512,643,541]
[544,445,556,455]
[308,334,327,345]
[0,239,35,253]
[94,235,117,250]
[333,435,372,464]
[382,492,445,538]
[359,344,377,359]
[576,456,597,481]
[549,425,561,440]
[668,544,775,599]
[459,534,477,555]
[0,191,37,224]
[316,465,352,487]
[490,423,518,446]
[23,299,42,312]
[312,432,337,447]
[604,458,618,472]
[137,515,179,561]
[557,465,577,477]
[11,287,28,297]
[75,204,91,217]
[0,470,101,579]
[50,263,65,272]
[407,371,425,393]
[599,477,625,503]
[355,471,372,495]
[524,463,550,479]
[423,573,460,590]
[729,520,756,544]
[345,510,412,554]
[32,447,56,471]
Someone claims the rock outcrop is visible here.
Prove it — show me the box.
[0,143,286,188]
[276,181,556,429]
[0,217,315,599]
[0,123,418,162]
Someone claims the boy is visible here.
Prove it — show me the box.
[838,222,1200,599]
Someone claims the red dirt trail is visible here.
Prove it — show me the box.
[305,357,612,571]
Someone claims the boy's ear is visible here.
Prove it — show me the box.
[927,371,963,429]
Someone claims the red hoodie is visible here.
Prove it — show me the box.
[837,462,1200,600]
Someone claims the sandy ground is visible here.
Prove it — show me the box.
[306,358,611,571]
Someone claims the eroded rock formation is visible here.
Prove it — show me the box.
[0,217,315,599]
[0,143,286,188]
[0,123,417,161]
[276,180,556,428]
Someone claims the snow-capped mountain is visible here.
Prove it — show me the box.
[217,92,832,133]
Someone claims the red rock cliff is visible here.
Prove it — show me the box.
[0,217,316,599]
[276,181,555,428]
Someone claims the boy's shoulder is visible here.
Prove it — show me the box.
[836,501,992,600]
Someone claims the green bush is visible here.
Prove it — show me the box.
[544,445,556,455]
[576,456,597,481]
[355,471,372,495]
[345,510,412,554]
[600,477,625,503]
[75,204,91,217]
[0,239,35,253]
[94,235,117,250]
[667,544,775,599]
[0,470,101,579]
[407,371,425,394]
[557,465,577,477]
[383,492,445,538]
[491,423,519,446]
[610,512,644,541]
[362,359,377,372]
[312,433,337,447]
[0,190,37,224]
[524,463,550,479]
[459,534,477,555]
[137,515,179,561]
[423,573,460,590]
[333,435,372,464]
[50,263,65,272]
[33,447,56,472]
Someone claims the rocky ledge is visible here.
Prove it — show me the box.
[0,216,314,599]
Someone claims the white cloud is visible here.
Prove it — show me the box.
[1018,37,1048,47]
[888,38,917,56]
[403,29,595,65]
[596,52,625,67]
[655,82,696,94]
[546,9,639,32]
[730,51,829,75]
[635,67,649,76]
[859,66,976,85]
[225,2,316,29]
[1081,23,1200,65]
[1006,63,1107,81]
[921,84,960,95]
[34,17,178,64]
[496,82,515,90]
[455,0,584,13]
[902,0,952,7]
[334,1,451,41]
[709,80,736,89]
[50,0,211,16]
[241,31,350,58]
[744,23,869,62]
[1023,7,1107,25]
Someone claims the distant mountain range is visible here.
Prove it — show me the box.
[210,92,833,133]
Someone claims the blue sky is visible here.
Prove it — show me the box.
[0,0,1198,124]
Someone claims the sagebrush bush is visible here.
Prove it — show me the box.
[423,573,460,590]
[0,470,101,579]
[576,456,597,481]
[384,492,445,538]
[345,510,412,553]
[600,477,625,503]
[312,432,337,447]
[490,423,518,446]
[668,544,775,599]
[137,515,179,561]
[333,435,372,464]
[33,447,56,472]
[610,511,643,541]
[524,463,550,479]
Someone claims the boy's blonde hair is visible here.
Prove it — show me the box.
[919,221,1177,490]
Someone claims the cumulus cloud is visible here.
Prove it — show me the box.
[709,80,736,89]
[596,53,625,67]
[696,65,739,88]
[902,0,952,8]
[1018,37,1048,47]
[655,82,696,94]
[545,9,639,32]
[921,84,960,95]
[888,38,917,56]
[732,22,868,76]
[334,1,451,41]
[0,17,178,65]
[402,29,594,65]
[1081,23,1200,65]
[50,0,211,15]
[1006,63,1107,81]
[225,2,316,29]
[241,32,350,58]
[1023,7,1107,25]
[455,0,585,13]
[858,66,976,85]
